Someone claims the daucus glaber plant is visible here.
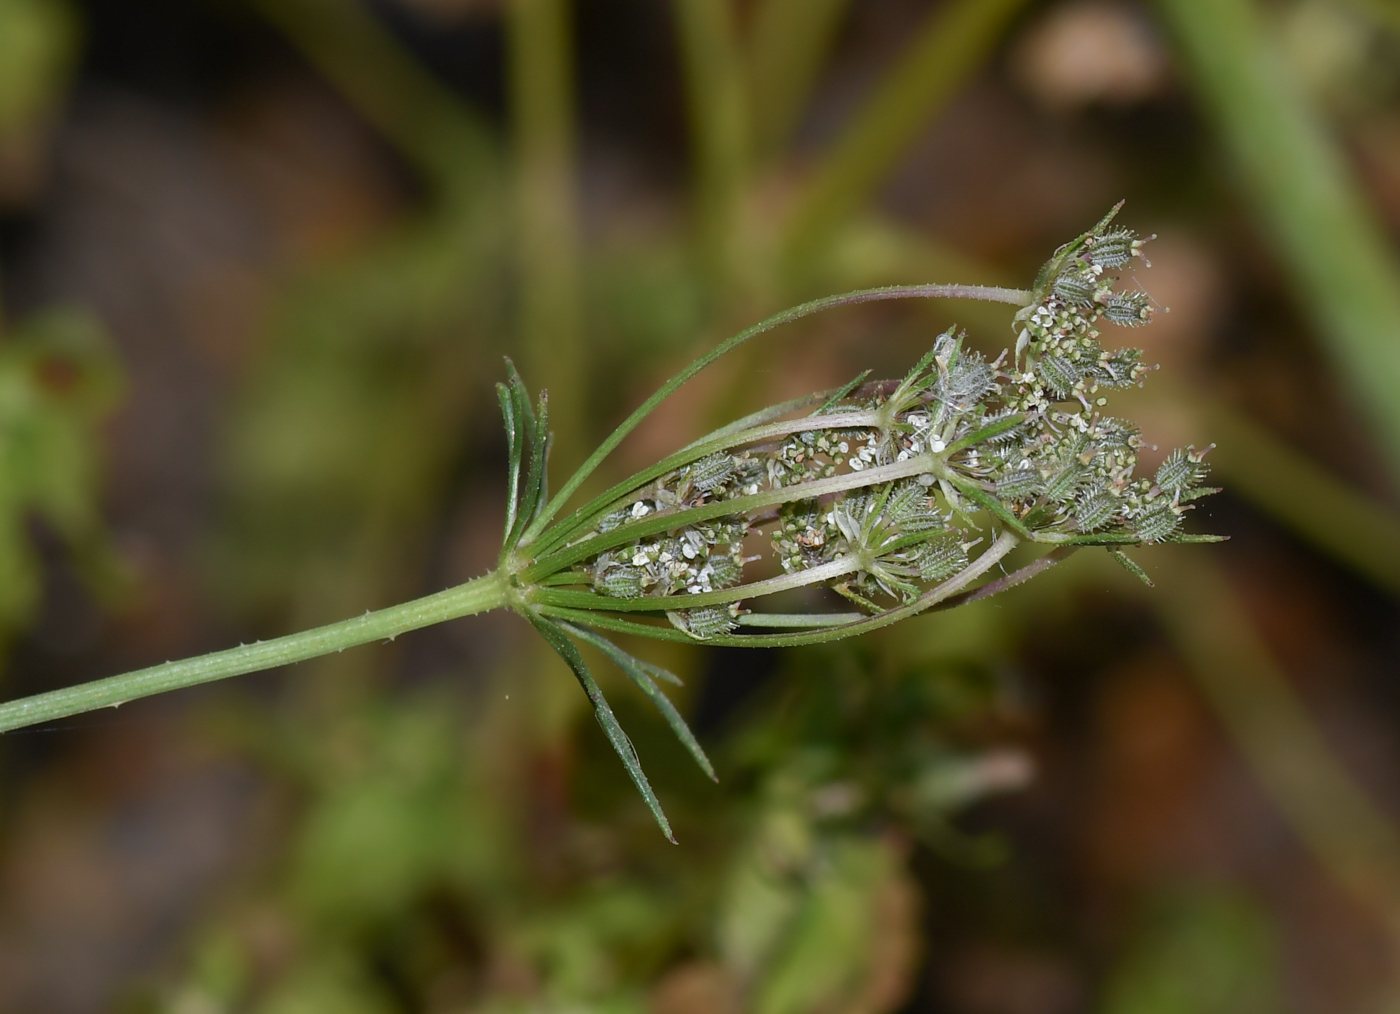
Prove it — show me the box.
[0,205,1220,840]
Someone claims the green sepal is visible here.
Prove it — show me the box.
[561,622,716,782]
[519,609,677,842]
[1109,549,1154,587]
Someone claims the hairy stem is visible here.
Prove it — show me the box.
[0,571,510,734]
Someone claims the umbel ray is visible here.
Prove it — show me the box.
[0,204,1221,841]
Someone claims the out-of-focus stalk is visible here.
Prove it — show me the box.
[780,0,1030,271]
[746,0,852,162]
[1197,400,1400,594]
[672,0,751,300]
[1156,0,1400,478]
[244,0,497,193]
[507,0,585,465]
[1157,554,1400,928]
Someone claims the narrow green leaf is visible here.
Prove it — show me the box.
[816,368,872,415]
[503,361,550,551]
[1049,532,1144,547]
[1110,549,1155,588]
[505,358,537,431]
[513,390,550,546]
[520,609,676,842]
[496,381,522,541]
[945,412,1026,454]
[833,583,883,613]
[945,477,1037,540]
[896,342,943,397]
[632,656,684,688]
[561,623,716,782]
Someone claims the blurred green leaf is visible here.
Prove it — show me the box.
[0,308,120,644]
[1103,888,1281,1014]
[0,0,76,138]
[1157,0,1400,477]
[752,837,907,1014]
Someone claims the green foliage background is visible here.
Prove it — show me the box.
[1,0,1399,1011]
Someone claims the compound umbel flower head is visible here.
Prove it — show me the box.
[498,205,1221,840]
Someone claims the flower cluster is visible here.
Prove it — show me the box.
[0,208,1225,847]
[476,204,1226,839]
[539,205,1216,641]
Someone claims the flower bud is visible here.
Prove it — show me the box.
[1102,291,1152,327]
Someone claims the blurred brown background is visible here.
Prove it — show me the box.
[2,0,1400,1012]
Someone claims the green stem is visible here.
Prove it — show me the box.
[0,571,510,734]
[524,451,942,581]
[518,282,1031,547]
[736,612,864,628]
[508,0,585,466]
[526,407,885,559]
[538,530,1021,648]
[535,554,863,613]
